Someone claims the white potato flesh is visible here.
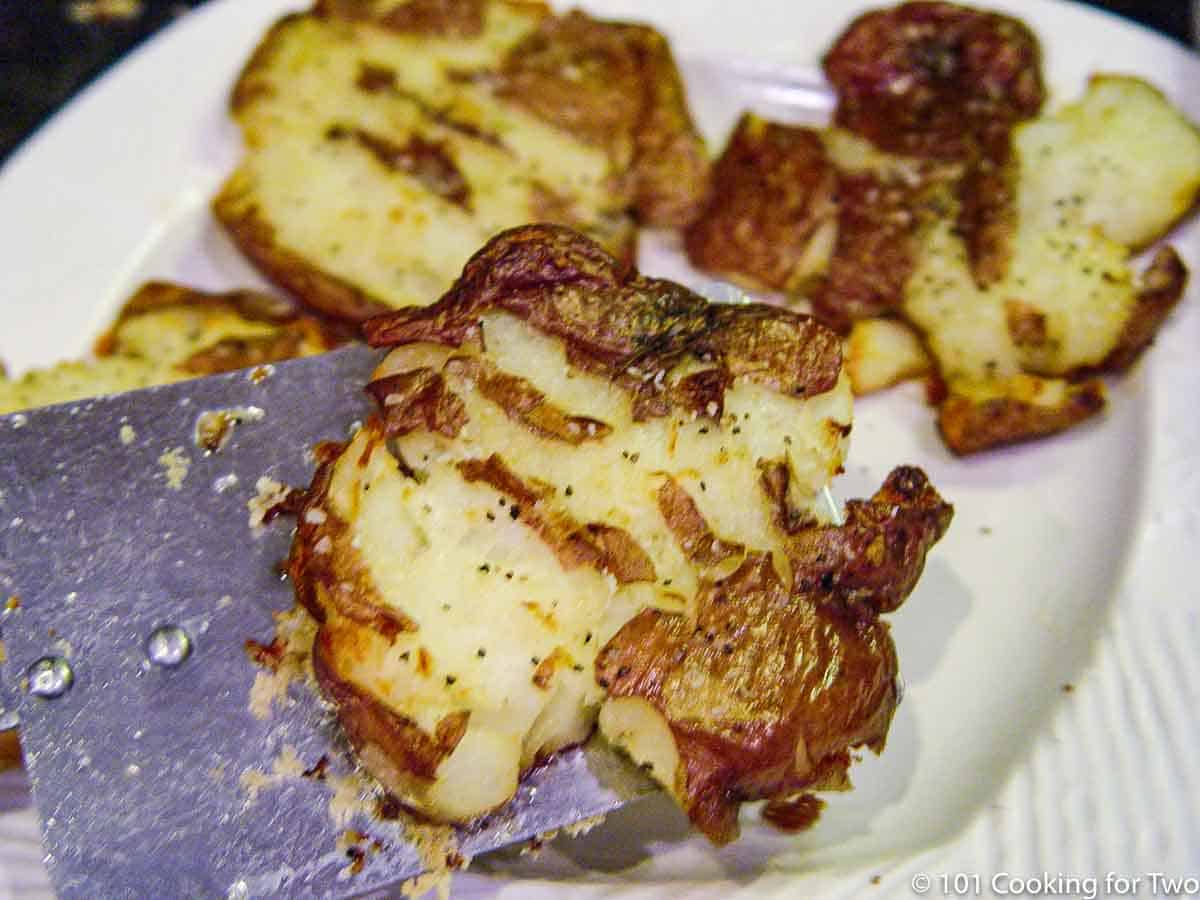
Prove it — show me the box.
[597,697,682,799]
[904,193,1147,381]
[1015,74,1200,249]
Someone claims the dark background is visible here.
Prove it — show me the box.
[0,0,1194,165]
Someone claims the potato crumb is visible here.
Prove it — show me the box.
[563,812,607,837]
[246,606,317,720]
[157,447,190,490]
[247,670,286,721]
[119,424,136,445]
[326,769,370,828]
[248,476,290,530]
[238,768,273,805]
[237,744,305,806]
[401,871,451,900]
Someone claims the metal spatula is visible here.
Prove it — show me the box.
[0,345,654,899]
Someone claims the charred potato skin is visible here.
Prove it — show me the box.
[813,171,923,331]
[822,1,1044,162]
[824,1,1044,287]
[364,224,844,405]
[684,115,837,293]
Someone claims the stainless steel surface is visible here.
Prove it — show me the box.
[0,346,651,898]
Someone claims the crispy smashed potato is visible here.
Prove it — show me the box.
[0,282,341,416]
[285,225,950,837]
[902,182,1185,452]
[824,0,1045,285]
[216,0,708,323]
[597,467,951,842]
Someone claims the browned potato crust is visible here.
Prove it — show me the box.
[937,376,1106,455]
[1095,246,1188,374]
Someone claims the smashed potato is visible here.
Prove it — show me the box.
[285,226,950,839]
[216,0,708,323]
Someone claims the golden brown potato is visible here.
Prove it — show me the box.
[216,1,708,323]
[282,226,950,842]
[845,318,933,395]
[937,374,1106,455]
[284,225,895,825]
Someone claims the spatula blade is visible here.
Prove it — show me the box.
[0,346,650,899]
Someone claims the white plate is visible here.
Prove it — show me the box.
[2,1,1198,897]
